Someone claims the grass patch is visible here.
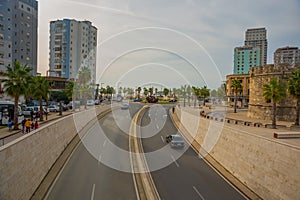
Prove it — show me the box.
[158,101,174,104]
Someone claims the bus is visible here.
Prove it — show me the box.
[0,101,24,125]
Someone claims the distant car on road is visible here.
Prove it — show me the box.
[133,98,142,102]
[121,103,129,110]
[166,135,185,148]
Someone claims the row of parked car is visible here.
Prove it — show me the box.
[22,104,69,116]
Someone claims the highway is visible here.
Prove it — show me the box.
[140,105,246,200]
[46,103,246,200]
[45,103,142,200]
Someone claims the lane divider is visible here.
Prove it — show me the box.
[129,105,160,200]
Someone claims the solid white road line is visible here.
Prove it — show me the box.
[193,186,205,200]
[91,184,96,200]
[161,136,164,143]
[171,155,180,167]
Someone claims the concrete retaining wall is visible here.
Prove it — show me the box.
[175,106,300,200]
[0,106,108,200]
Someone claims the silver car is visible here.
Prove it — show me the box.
[166,135,185,148]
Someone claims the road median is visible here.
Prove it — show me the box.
[129,105,160,200]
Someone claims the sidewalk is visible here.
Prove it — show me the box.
[177,105,300,148]
[0,110,73,146]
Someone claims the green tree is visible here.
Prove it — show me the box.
[231,79,242,113]
[200,86,210,106]
[136,87,141,98]
[31,76,51,121]
[78,67,92,108]
[65,82,74,101]
[143,87,149,96]
[163,88,169,97]
[263,78,286,129]
[288,70,300,126]
[106,86,114,98]
[149,87,153,96]
[155,88,158,96]
[3,61,32,129]
[78,66,91,84]
[187,85,191,106]
[192,86,200,108]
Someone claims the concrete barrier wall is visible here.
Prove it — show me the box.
[175,106,300,200]
[0,106,109,200]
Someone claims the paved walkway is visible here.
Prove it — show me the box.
[177,105,300,148]
[0,110,74,146]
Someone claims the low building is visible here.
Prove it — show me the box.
[247,64,300,121]
[226,74,250,108]
[44,76,69,92]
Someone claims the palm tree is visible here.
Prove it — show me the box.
[78,67,91,108]
[192,86,200,108]
[263,78,286,129]
[3,61,32,129]
[65,82,75,101]
[78,66,91,85]
[136,87,141,98]
[200,86,210,106]
[288,70,300,126]
[143,87,149,97]
[181,85,187,107]
[155,88,158,96]
[231,79,242,113]
[187,85,191,106]
[31,76,51,121]
[149,87,153,96]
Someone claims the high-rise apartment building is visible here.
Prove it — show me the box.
[244,27,267,66]
[0,0,38,74]
[274,46,300,67]
[233,46,260,74]
[49,19,97,83]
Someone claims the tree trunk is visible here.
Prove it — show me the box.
[194,95,196,108]
[13,96,19,130]
[39,99,44,121]
[295,95,300,126]
[184,97,186,107]
[272,100,277,129]
[234,94,237,113]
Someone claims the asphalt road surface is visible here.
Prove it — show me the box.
[141,105,247,200]
[45,103,143,200]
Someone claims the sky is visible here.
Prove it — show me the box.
[38,0,300,89]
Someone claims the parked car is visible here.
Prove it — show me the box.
[86,100,95,106]
[48,105,59,112]
[23,107,34,116]
[166,135,185,148]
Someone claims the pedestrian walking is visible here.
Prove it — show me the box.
[25,119,31,133]
[21,118,26,134]
[34,120,39,130]
[31,120,34,130]
[7,119,13,131]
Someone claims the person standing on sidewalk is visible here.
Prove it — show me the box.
[21,118,27,134]
[34,120,39,130]
[25,119,31,133]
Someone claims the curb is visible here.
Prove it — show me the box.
[129,105,160,200]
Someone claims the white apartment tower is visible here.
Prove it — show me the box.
[49,19,97,83]
[274,46,300,67]
[244,27,267,66]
